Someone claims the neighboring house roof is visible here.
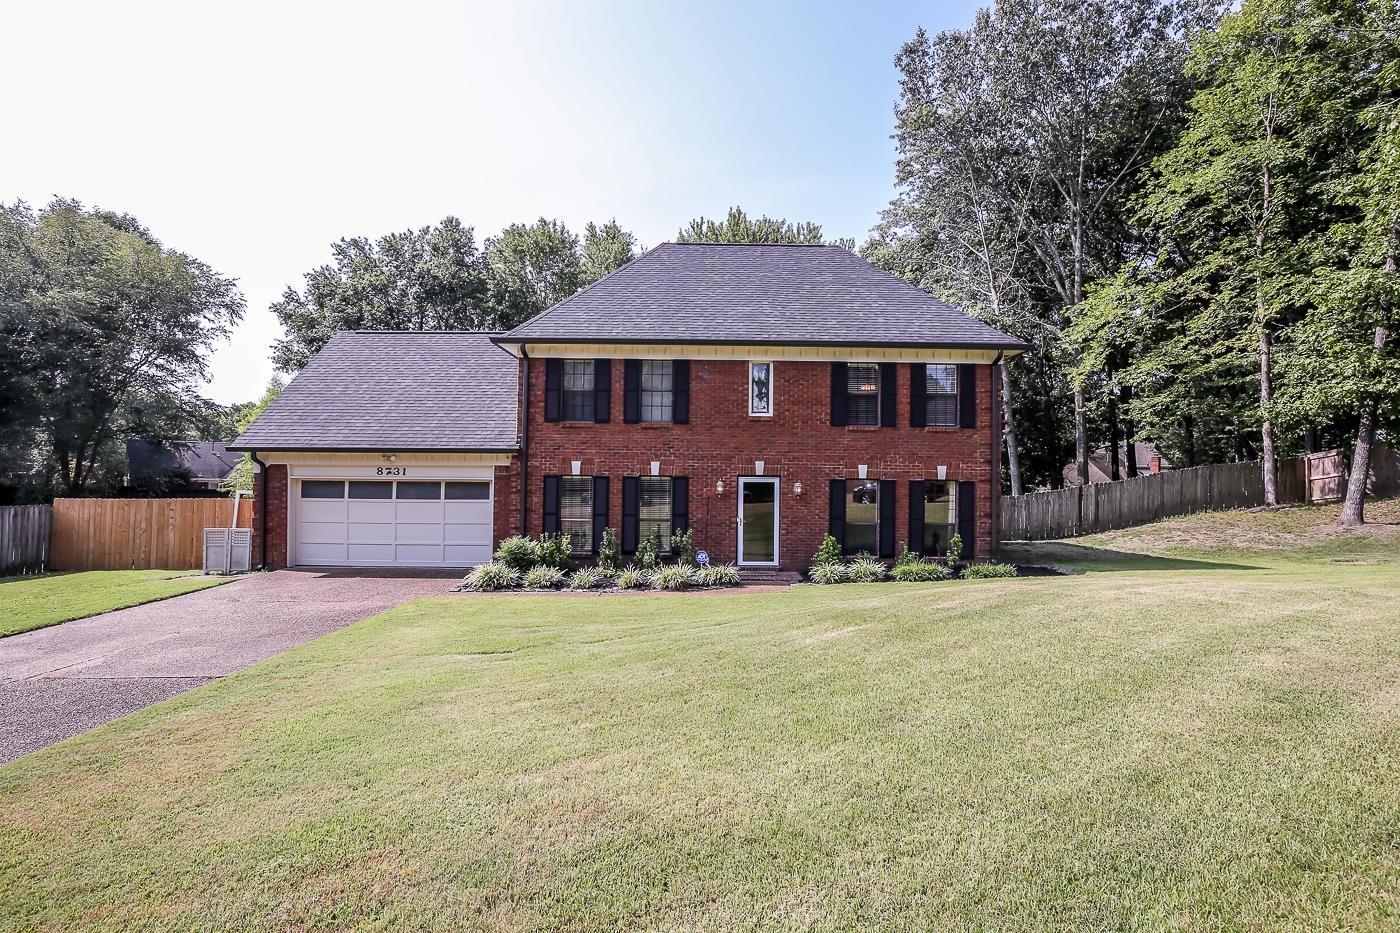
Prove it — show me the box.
[1062,442,1172,485]
[498,242,1027,350]
[127,439,239,482]
[230,332,519,452]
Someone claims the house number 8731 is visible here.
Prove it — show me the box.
[376,466,406,476]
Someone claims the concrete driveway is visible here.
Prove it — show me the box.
[0,568,459,764]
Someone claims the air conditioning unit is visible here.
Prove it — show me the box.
[203,527,253,575]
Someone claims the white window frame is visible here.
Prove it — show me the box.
[748,361,773,417]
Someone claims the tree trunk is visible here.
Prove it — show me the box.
[1107,393,1121,481]
[1259,323,1278,506]
[1339,403,1375,526]
[1122,384,1138,477]
[1074,386,1088,485]
[1001,363,1023,497]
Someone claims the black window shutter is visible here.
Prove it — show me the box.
[542,476,561,534]
[830,362,848,426]
[828,479,846,550]
[671,476,689,532]
[879,364,898,427]
[672,360,690,424]
[621,476,639,553]
[958,364,977,428]
[623,360,641,423]
[544,359,562,422]
[594,359,611,423]
[957,481,976,560]
[908,480,926,555]
[591,476,609,555]
[878,479,896,557]
[910,363,927,428]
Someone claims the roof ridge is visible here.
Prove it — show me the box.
[345,329,503,335]
[497,242,663,340]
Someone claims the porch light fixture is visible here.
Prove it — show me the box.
[858,464,868,479]
[937,465,948,480]
[793,480,803,497]
[715,479,725,496]
[382,454,398,463]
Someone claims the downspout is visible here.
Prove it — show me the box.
[990,352,1004,559]
[518,346,530,536]
[251,451,268,570]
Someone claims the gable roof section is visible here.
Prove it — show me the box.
[230,332,518,452]
[499,242,1026,350]
[127,439,239,480]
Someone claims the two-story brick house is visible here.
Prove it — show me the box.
[233,243,1025,573]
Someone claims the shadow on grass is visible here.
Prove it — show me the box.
[1001,541,1263,573]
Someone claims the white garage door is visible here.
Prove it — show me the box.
[294,478,493,567]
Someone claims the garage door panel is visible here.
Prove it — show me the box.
[348,543,396,562]
[445,521,491,545]
[348,501,394,522]
[445,502,491,522]
[347,522,395,544]
[301,521,352,544]
[394,501,445,523]
[396,543,446,563]
[300,542,349,563]
[301,500,348,522]
[395,523,445,545]
[445,543,493,564]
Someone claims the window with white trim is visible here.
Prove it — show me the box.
[640,360,673,422]
[922,481,957,555]
[748,361,772,416]
[845,479,879,554]
[846,363,880,426]
[926,365,958,427]
[562,360,595,421]
[638,476,674,553]
[560,476,594,553]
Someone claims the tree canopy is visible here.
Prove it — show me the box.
[679,207,854,250]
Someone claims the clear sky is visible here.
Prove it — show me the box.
[4,0,982,405]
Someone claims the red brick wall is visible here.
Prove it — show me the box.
[253,463,289,570]
[522,358,1002,570]
[492,461,518,550]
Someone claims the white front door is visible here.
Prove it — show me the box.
[737,477,779,566]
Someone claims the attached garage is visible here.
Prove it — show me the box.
[230,332,520,571]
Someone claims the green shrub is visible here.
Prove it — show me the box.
[615,565,650,589]
[521,565,566,589]
[695,563,742,588]
[946,533,964,565]
[811,533,842,568]
[634,535,660,571]
[461,562,521,591]
[492,535,539,573]
[567,567,608,590]
[891,561,952,582]
[848,555,889,583]
[962,562,1018,579]
[671,528,697,567]
[808,562,850,585]
[895,540,920,567]
[536,533,572,571]
[597,528,621,573]
[651,564,696,591]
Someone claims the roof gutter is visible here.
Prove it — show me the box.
[489,336,1029,353]
[251,451,268,571]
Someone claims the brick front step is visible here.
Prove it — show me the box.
[737,569,804,586]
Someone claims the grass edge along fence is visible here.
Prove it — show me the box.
[0,504,53,576]
[1001,457,1307,542]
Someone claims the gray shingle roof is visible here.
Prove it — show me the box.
[500,242,1026,350]
[127,439,240,480]
[230,332,518,452]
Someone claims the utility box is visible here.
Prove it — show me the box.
[203,528,229,574]
[203,527,252,575]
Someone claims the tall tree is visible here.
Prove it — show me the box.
[222,377,285,493]
[0,199,243,494]
[484,219,585,330]
[271,217,491,371]
[678,206,854,249]
[581,219,638,283]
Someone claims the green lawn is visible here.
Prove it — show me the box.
[3,504,1400,929]
[0,569,230,637]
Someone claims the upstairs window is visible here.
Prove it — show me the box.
[563,360,595,421]
[748,362,772,416]
[640,361,674,422]
[846,363,880,426]
[845,479,880,554]
[559,476,594,553]
[926,365,958,427]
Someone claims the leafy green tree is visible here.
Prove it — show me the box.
[0,199,243,495]
[581,220,638,283]
[484,219,585,330]
[270,217,490,371]
[678,207,853,249]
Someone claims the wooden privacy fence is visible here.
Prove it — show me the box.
[49,497,254,571]
[0,505,53,575]
[1002,457,1307,541]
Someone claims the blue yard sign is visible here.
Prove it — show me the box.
[695,549,710,566]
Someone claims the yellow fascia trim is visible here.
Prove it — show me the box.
[518,343,1012,363]
[261,451,514,467]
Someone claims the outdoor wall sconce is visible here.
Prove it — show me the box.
[715,479,725,496]
[382,454,398,463]
[793,480,803,497]
[937,465,948,480]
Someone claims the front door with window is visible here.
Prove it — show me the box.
[737,477,779,566]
